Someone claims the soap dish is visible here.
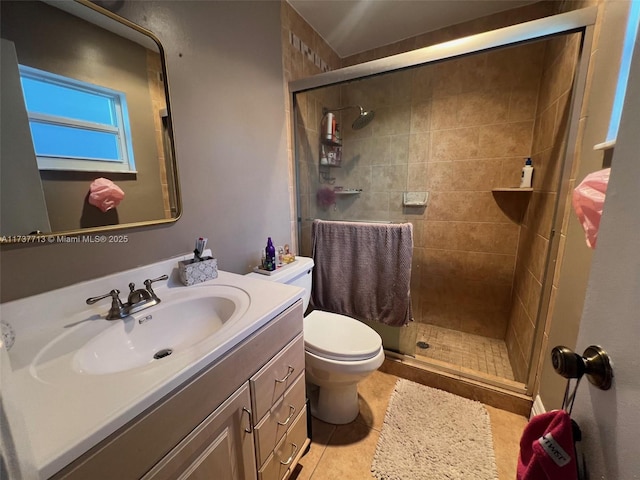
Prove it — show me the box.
[403,191,429,207]
[178,257,218,285]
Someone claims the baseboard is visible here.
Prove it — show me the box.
[531,394,546,419]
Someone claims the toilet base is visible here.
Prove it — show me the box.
[307,382,359,424]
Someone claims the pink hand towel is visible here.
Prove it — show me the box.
[517,410,578,480]
[88,178,125,212]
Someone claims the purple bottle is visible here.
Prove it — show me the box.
[265,237,276,271]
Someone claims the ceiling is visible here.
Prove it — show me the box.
[286,0,541,58]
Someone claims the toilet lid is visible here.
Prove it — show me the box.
[304,310,382,361]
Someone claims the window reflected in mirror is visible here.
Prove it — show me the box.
[0,0,180,240]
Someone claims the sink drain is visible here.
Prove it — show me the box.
[154,348,173,359]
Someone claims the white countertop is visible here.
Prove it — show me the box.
[0,253,303,479]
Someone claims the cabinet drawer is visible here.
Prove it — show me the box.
[254,372,306,467]
[258,406,308,480]
[251,333,305,422]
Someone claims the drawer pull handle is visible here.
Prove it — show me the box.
[242,407,253,433]
[275,365,295,384]
[279,442,298,466]
[277,404,296,426]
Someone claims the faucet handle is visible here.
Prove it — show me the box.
[144,275,169,288]
[86,289,122,305]
[86,289,127,320]
[144,274,168,300]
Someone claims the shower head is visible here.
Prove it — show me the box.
[323,105,375,131]
[352,108,375,130]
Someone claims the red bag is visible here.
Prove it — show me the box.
[518,410,578,480]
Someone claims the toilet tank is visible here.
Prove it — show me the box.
[245,256,314,311]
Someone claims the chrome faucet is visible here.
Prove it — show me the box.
[86,275,168,320]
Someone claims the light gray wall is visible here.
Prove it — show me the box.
[0,0,291,302]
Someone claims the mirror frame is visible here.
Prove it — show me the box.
[0,0,181,244]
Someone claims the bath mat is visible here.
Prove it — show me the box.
[371,379,498,480]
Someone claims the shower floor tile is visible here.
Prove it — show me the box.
[414,323,515,381]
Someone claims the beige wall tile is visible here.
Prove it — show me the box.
[422,248,515,284]
[424,161,455,191]
[449,158,503,191]
[421,221,519,255]
[411,65,435,101]
[406,162,429,191]
[457,90,510,127]
[432,59,465,97]
[478,121,534,158]
[371,164,408,192]
[430,95,458,130]
[388,135,410,164]
[526,275,543,324]
[370,105,412,136]
[532,101,557,154]
[431,127,480,161]
[509,87,540,122]
[523,191,557,239]
[410,100,432,133]
[408,132,431,163]
[427,191,513,223]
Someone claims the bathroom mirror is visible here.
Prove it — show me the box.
[0,0,181,242]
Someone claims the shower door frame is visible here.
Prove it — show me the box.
[289,7,597,397]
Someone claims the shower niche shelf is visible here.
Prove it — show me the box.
[491,188,533,224]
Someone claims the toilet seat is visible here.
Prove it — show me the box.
[304,310,382,361]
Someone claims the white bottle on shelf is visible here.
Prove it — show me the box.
[520,157,533,188]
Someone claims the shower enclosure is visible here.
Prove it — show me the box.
[290,9,595,395]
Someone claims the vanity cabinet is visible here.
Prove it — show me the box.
[51,300,308,480]
[142,383,255,480]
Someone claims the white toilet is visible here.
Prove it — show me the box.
[246,256,384,424]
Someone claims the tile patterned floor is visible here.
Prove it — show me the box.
[290,370,528,480]
[413,323,516,381]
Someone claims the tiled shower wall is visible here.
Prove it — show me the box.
[506,34,581,381]
[146,50,170,219]
[281,0,557,253]
[282,1,578,382]
[297,44,546,344]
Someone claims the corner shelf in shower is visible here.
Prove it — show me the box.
[491,187,533,224]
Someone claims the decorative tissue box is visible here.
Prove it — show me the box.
[178,257,218,286]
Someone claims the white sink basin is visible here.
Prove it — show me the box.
[70,285,250,375]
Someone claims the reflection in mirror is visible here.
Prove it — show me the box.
[0,0,180,240]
